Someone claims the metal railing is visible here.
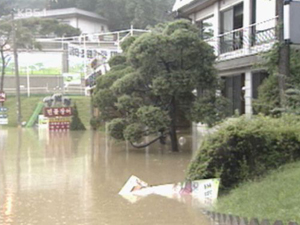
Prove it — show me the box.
[205,17,278,60]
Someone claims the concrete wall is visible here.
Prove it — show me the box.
[2,76,85,95]
[195,4,214,21]
[59,16,108,34]
[77,17,108,34]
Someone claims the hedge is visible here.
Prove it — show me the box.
[187,115,300,190]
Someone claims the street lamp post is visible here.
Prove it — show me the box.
[26,53,30,97]
[11,9,22,127]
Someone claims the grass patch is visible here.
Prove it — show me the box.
[215,161,300,223]
[4,95,43,127]
[2,95,91,128]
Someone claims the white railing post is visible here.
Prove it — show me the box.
[130,25,134,36]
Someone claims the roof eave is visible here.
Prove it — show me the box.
[174,0,217,17]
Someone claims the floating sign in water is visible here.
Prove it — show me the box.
[119,175,220,206]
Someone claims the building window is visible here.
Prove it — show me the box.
[222,74,245,115]
[220,3,244,53]
[197,16,214,40]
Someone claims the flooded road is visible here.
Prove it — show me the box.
[0,128,210,225]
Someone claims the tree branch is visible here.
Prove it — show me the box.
[130,134,165,149]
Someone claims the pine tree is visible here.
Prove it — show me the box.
[70,103,86,130]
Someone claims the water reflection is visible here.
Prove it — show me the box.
[0,128,209,225]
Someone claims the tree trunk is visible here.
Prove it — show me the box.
[0,49,5,92]
[169,96,179,152]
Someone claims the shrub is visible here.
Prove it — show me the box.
[70,103,86,131]
[187,115,300,190]
[90,117,102,130]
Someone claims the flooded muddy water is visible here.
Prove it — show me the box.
[0,128,210,225]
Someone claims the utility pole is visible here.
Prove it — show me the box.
[11,9,22,127]
[277,0,290,108]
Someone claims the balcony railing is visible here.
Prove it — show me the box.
[205,17,278,61]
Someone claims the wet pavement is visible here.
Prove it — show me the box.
[0,128,210,225]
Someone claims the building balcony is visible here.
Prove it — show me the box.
[205,17,278,61]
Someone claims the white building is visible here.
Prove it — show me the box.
[16,8,109,34]
[173,0,278,115]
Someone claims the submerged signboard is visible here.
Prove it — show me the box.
[119,176,220,206]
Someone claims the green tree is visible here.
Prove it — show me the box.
[93,20,228,152]
[70,103,86,130]
[254,44,300,115]
[0,20,12,92]
[48,0,77,9]
[0,1,11,18]
[95,0,175,30]
[13,0,175,31]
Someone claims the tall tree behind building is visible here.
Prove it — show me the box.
[48,0,175,30]
[95,0,175,30]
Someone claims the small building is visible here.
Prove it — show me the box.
[173,0,278,116]
[16,7,109,34]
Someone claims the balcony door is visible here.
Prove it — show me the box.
[220,3,244,54]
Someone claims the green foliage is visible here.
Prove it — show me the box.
[49,0,77,9]
[108,55,127,67]
[96,0,175,30]
[70,103,86,130]
[107,118,127,140]
[93,20,226,151]
[4,0,175,31]
[90,117,102,130]
[136,106,171,133]
[216,161,300,223]
[115,95,142,113]
[254,44,300,114]
[46,0,174,31]
[123,123,144,142]
[187,115,300,190]
[0,1,11,18]
[120,36,137,53]
[190,94,231,127]
[253,75,280,115]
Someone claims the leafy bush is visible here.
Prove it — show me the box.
[107,118,127,140]
[187,115,300,190]
[254,44,300,115]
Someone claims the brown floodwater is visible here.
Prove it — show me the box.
[0,128,210,225]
